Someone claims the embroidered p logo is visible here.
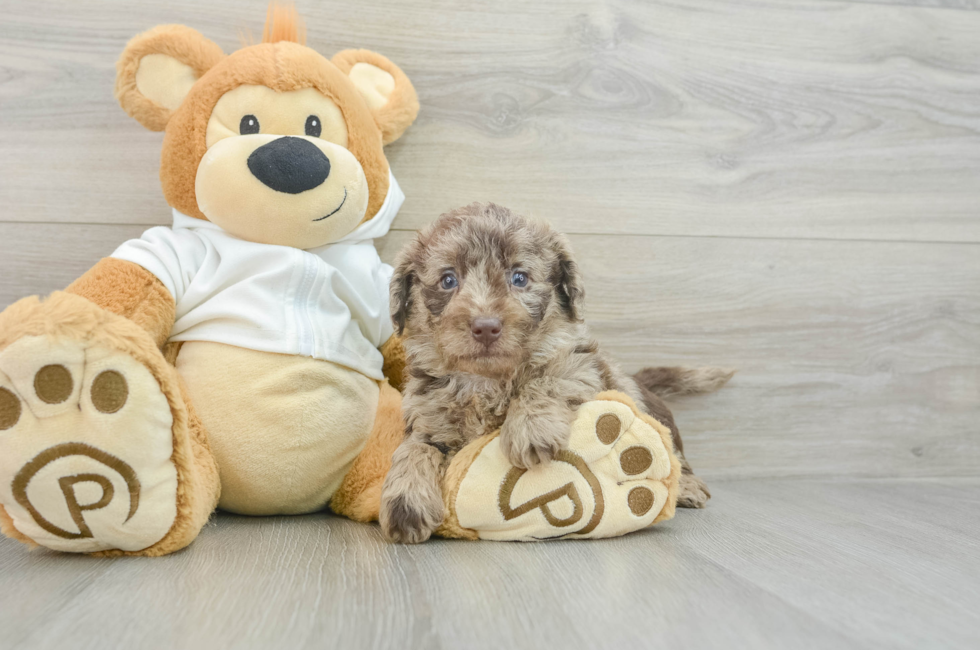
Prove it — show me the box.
[11,442,141,540]
[497,449,605,538]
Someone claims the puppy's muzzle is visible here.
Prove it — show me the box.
[471,317,502,346]
[247,136,331,194]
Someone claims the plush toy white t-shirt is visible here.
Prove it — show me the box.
[111,172,403,380]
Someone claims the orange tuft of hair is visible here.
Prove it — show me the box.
[262,2,306,45]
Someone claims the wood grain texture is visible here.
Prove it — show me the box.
[2,0,980,242]
[844,0,980,10]
[3,224,978,481]
[2,1,980,645]
[1,478,977,650]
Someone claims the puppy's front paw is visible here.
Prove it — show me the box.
[677,472,711,509]
[379,491,444,544]
[500,415,569,469]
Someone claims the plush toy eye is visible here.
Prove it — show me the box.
[305,115,322,138]
[440,273,458,290]
[511,271,529,288]
[240,115,260,135]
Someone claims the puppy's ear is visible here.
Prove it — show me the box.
[549,233,585,321]
[390,246,418,335]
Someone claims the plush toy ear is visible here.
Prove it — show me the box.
[332,50,419,145]
[115,25,224,131]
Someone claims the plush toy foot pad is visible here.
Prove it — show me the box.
[0,335,178,553]
[442,395,679,541]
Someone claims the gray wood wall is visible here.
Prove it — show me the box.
[2,0,978,481]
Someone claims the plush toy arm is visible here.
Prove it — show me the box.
[66,257,176,348]
[379,334,407,391]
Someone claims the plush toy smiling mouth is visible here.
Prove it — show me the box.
[313,187,347,222]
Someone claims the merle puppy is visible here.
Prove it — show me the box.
[380,203,730,543]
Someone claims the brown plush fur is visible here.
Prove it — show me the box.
[115,24,225,132]
[329,381,405,522]
[0,504,38,549]
[332,49,421,145]
[379,203,720,543]
[66,257,177,347]
[0,292,221,557]
[378,334,408,392]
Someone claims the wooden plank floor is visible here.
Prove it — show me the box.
[2,478,978,650]
[1,0,979,648]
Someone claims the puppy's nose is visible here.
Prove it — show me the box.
[247,136,331,194]
[471,318,502,345]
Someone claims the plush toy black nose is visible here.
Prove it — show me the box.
[247,136,330,194]
[471,318,503,346]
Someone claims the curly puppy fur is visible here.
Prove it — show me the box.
[379,203,729,543]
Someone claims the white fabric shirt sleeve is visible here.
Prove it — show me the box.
[109,226,209,304]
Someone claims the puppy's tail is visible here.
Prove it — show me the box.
[633,366,735,399]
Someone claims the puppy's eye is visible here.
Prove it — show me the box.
[440,273,458,290]
[305,115,322,137]
[511,271,529,288]
[239,115,260,135]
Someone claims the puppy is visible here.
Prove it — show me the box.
[380,203,730,543]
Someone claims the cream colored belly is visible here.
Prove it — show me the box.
[176,342,379,515]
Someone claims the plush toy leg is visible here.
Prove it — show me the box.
[0,292,220,556]
[437,391,681,541]
[330,380,404,522]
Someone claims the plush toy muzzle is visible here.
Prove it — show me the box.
[196,131,369,248]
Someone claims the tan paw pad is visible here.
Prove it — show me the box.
[0,337,85,418]
[0,387,21,430]
[0,338,178,553]
[449,398,676,541]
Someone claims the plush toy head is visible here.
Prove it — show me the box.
[114,3,418,249]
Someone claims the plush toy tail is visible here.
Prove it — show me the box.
[633,366,735,399]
